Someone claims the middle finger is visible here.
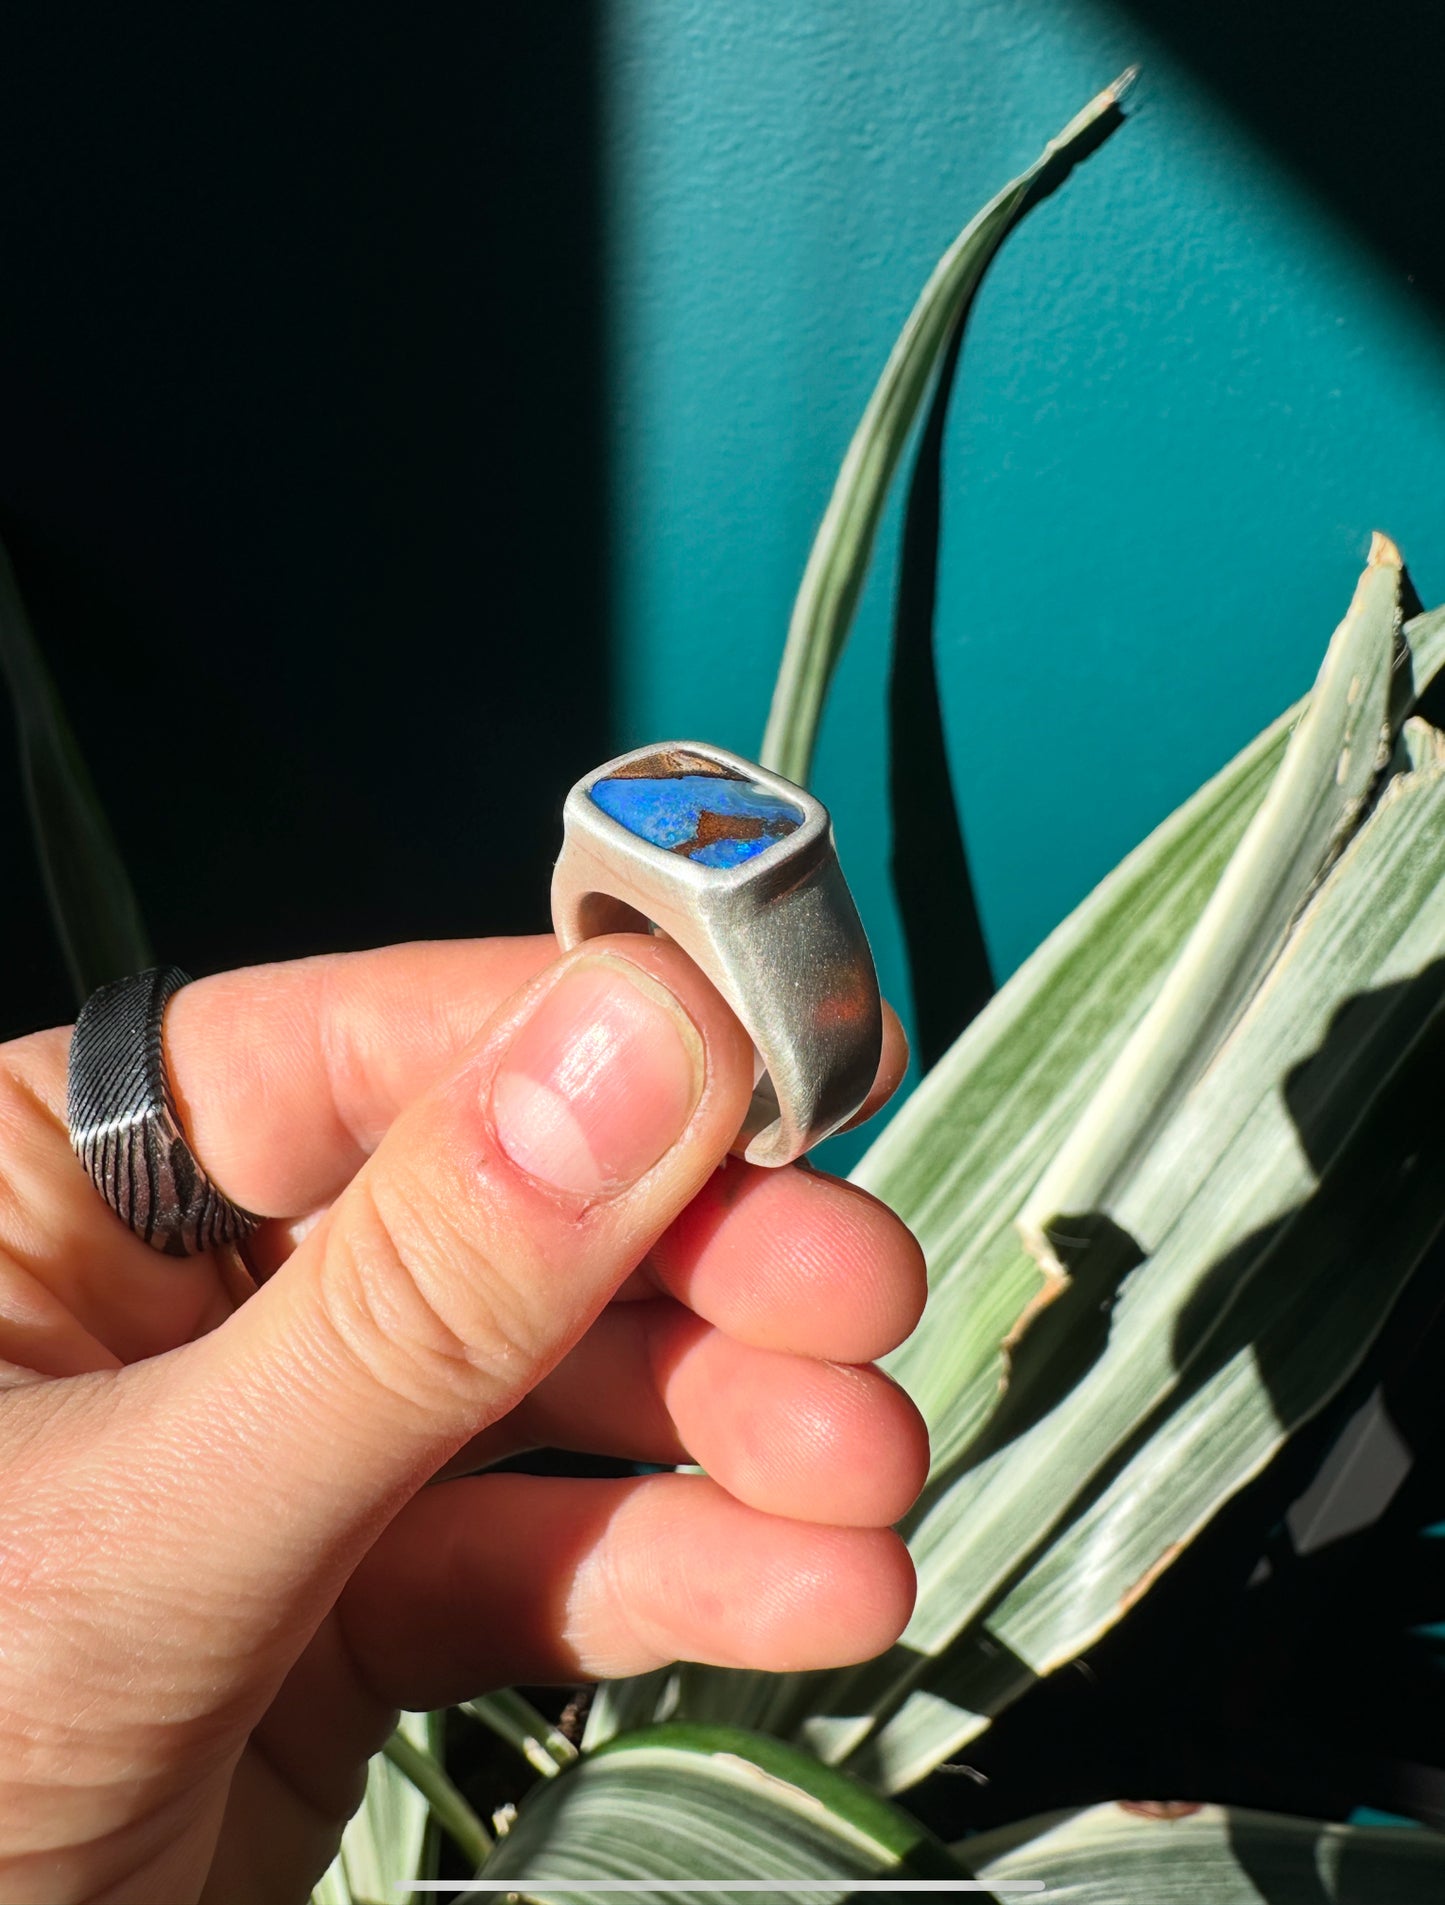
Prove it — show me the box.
[448,1298,929,1528]
[642,1159,928,1363]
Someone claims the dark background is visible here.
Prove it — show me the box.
[0,3,610,1038]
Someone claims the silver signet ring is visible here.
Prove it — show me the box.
[550,742,883,1167]
[67,965,261,1258]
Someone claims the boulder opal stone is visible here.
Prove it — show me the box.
[590,770,804,868]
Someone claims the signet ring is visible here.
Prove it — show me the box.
[550,741,882,1167]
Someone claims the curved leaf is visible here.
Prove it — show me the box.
[0,538,152,1001]
[760,72,1134,787]
[1018,532,1407,1280]
[601,576,1445,1781]
[968,1802,1445,1902]
[482,1723,968,1904]
[860,748,1445,1784]
[313,1712,438,1905]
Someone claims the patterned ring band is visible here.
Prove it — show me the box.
[67,965,261,1258]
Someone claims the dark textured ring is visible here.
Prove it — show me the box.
[67,966,261,1258]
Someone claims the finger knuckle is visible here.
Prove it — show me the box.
[319,1165,537,1414]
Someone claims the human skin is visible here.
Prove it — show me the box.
[0,934,929,1903]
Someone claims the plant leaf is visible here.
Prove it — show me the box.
[759,71,1135,787]
[1017,533,1408,1282]
[858,748,1445,1786]
[966,1802,1445,1902]
[605,585,1445,1776]
[582,1666,683,1754]
[845,649,1445,1788]
[480,1723,968,1904]
[312,1712,435,1905]
[0,538,152,1002]
[461,1690,578,1778]
[1404,597,1445,688]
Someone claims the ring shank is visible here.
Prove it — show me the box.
[552,820,881,1166]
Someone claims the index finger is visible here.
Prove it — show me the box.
[164,936,559,1217]
[168,942,906,1224]
[8,933,908,1286]
[0,940,562,1367]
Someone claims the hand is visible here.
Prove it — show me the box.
[0,935,928,1904]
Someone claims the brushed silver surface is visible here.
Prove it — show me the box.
[67,966,260,1257]
[551,741,882,1166]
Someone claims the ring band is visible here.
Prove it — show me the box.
[67,966,261,1258]
[550,741,882,1166]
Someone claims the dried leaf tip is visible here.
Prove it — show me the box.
[1368,529,1404,571]
[1110,66,1142,106]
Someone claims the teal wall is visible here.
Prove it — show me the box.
[600,0,1445,1147]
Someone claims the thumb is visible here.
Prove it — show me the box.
[105,936,754,1651]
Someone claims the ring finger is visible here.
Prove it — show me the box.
[341,1470,917,1707]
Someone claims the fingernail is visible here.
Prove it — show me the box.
[491,955,704,1195]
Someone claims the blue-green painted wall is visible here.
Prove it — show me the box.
[601,0,1445,1143]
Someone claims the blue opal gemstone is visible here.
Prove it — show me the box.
[590,773,803,867]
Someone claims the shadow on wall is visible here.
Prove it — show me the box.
[1112,0,1445,319]
[0,3,610,1036]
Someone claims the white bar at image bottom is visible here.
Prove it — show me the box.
[398,1883,1045,1894]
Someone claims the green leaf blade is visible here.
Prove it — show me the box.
[313,1712,439,1905]
[1018,534,1407,1280]
[968,1802,1445,1903]
[461,1690,578,1778]
[852,718,1445,1788]
[642,576,1445,1781]
[0,541,152,1001]
[759,71,1134,787]
[481,1723,967,1904]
